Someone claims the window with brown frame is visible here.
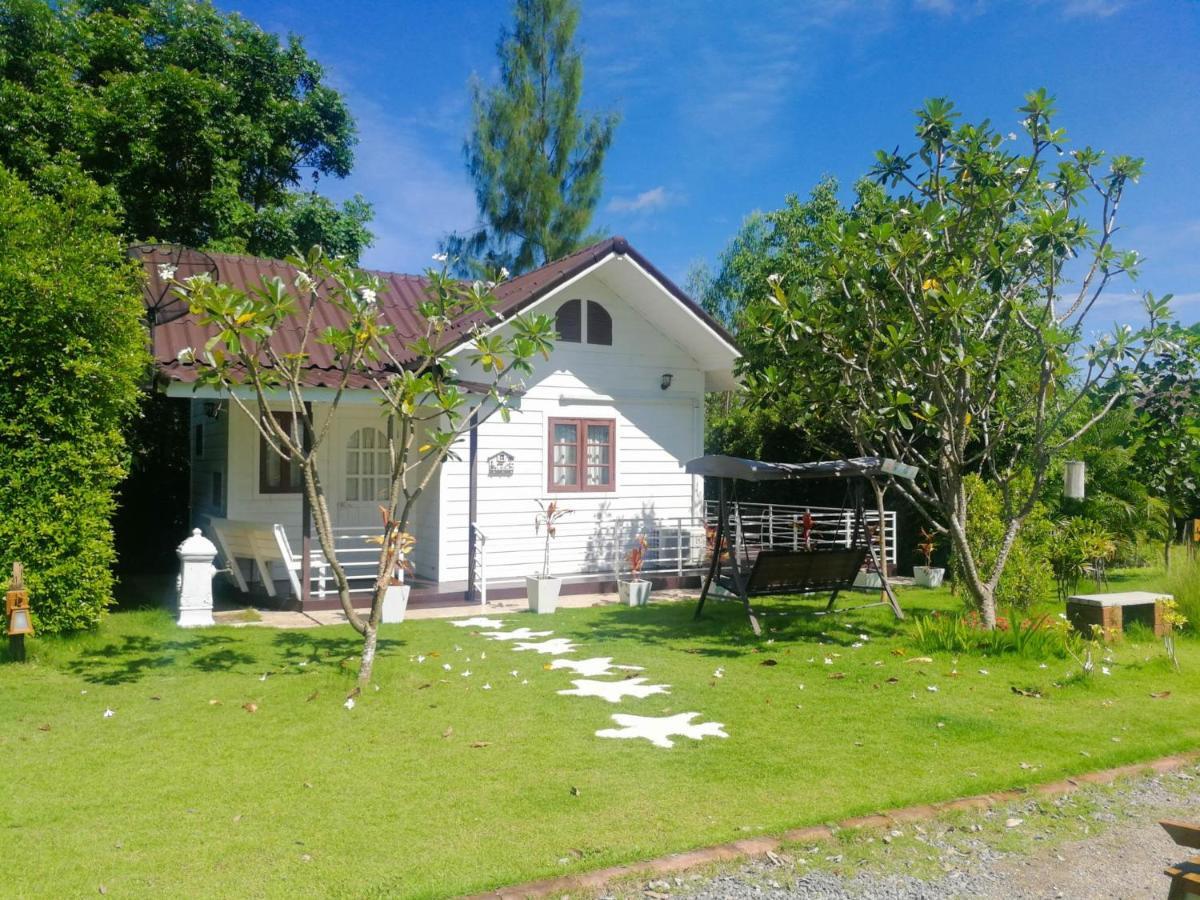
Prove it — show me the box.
[259,412,304,494]
[548,418,615,492]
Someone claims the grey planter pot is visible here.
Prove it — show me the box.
[913,566,946,588]
[618,579,652,607]
[382,583,411,623]
[526,575,561,614]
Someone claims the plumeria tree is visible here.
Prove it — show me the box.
[742,91,1173,628]
[1133,323,1200,570]
[171,247,554,686]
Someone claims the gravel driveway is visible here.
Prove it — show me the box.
[613,765,1200,900]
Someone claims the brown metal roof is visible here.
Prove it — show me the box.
[135,237,736,390]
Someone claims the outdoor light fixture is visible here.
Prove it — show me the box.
[660,373,673,391]
[203,400,222,420]
[1064,460,1086,500]
[5,586,32,636]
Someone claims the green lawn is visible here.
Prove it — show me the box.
[4,577,1199,898]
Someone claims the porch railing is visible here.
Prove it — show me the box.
[305,500,896,597]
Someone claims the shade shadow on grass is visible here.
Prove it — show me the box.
[64,633,254,684]
[582,590,924,657]
[271,630,405,669]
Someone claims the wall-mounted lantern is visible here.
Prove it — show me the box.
[1064,460,1086,500]
[660,373,673,391]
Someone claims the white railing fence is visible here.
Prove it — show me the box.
[471,523,488,606]
[303,500,896,598]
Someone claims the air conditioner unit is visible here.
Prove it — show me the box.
[646,525,708,571]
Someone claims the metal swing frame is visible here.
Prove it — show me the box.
[686,455,914,635]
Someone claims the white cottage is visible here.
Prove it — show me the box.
[137,238,741,611]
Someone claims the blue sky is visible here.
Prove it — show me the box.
[221,0,1199,326]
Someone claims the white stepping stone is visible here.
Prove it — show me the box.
[550,657,644,678]
[512,637,577,655]
[481,628,553,642]
[451,616,505,629]
[596,712,728,749]
[558,677,670,703]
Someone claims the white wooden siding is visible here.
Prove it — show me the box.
[437,271,707,582]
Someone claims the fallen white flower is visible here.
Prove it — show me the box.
[442,663,452,671]
[979,669,989,675]
[482,683,492,690]
[103,708,115,718]
[461,670,472,677]
[823,657,833,665]
[713,666,725,679]
[927,685,939,693]
[343,697,355,710]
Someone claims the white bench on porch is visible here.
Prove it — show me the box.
[208,517,327,600]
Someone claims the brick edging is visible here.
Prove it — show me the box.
[469,750,1200,899]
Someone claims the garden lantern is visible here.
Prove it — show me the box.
[5,589,32,636]
[1064,460,1086,500]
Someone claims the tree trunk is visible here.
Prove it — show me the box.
[944,512,999,628]
[358,621,378,687]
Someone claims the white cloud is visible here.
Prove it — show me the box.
[606,186,673,214]
[321,97,476,274]
[1061,0,1127,17]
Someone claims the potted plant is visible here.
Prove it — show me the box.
[618,534,651,606]
[371,506,415,623]
[528,500,570,614]
[913,528,945,588]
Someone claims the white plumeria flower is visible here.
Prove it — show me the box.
[157,263,178,281]
[416,655,425,664]
[859,634,870,641]
[823,657,833,665]
[359,288,377,305]
[767,272,783,287]
[461,670,472,677]
[798,683,805,690]
[1039,663,1049,670]
[927,685,939,693]
[521,679,529,685]
[343,697,355,710]
[498,267,510,281]
[1101,666,1111,676]
[979,669,989,675]
[851,642,864,649]
[294,271,314,291]
[480,652,486,660]
[259,673,268,682]
[510,670,519,678]
[713,667,725,679]
[1014,167,1028,176]
[482,683,492,690]
[454,645,462,652]
[103,708,115,718]
[432,252,448,263]
[442,663,452,672]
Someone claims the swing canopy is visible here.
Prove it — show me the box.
[684,454,918,483]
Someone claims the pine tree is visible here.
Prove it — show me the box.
[446,0,618,274]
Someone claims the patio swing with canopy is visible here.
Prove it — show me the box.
[685,454,919,635]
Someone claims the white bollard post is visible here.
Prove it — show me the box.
[176,528,217,628]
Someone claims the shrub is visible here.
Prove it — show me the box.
[0,166,147,633]
[1162,548,1200,636]
[950,474,1054,610]
[910,610,1080,660]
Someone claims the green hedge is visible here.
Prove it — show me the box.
[0,165,147,633]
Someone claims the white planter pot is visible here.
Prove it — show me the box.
[853,571,883,589]
[913,566,945,589]
[618,579,652,607]
[382,583,411,624]
[526,576,561,614]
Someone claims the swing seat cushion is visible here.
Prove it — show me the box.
[727,548,868,597]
